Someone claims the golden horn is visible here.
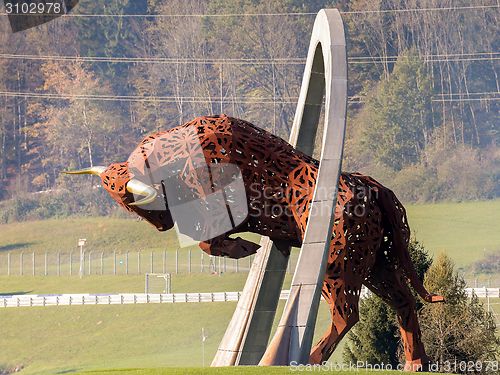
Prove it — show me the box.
[62,166,106,176]
[126,179,157,206]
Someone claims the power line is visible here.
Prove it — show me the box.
[0,52,498,65]
[435,91,500,97]
[432,97,500,102]
[0,4,498,17]
[0,90,300,104]
[0,90,497,104]
[350,57,500,64]
[0,53,307,65]
[342,4,500,15]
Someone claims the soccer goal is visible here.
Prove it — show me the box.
[145,273,172,294]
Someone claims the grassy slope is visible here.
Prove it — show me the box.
[0,272,496,374]
[406,199,500,268]
[0,274,253,295]
[1,200,499,373]
[0,300,339,374]
[1,200,499,270]
[80,369,443,375]
[0,217,176,254]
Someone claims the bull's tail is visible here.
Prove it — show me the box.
[356,173,444,304]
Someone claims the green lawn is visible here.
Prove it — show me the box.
[1,200,498,270]
[0,217,177,254]
[78,369,445,375]
[406,199,500,268]
[0,273,288,295]
[1,273,495,374]
[0,299,341,375]
[0,200,498,374]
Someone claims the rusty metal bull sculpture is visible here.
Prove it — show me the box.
[66,114,443,370]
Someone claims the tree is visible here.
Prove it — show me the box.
[32,60,128,186]
[419,254,499,373]
[360,51,433,171]
[343,239,433,367]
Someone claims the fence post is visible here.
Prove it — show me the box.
[69,251,73,276]
[223,257,226,273]
[81,249,85,277]
[32,252,35,276]
[218,257,221,274]
[7,252,10,276]
[150,251,154,273]
[235,258,239,273]
[233,259,237,273]
[137,251,141,274]
[44,252,48,276]
[57,251,60,276]
[163,250,166,273]
[113,251,117,275]
[88,251,92,275]
[100,252,104,275]
[126,251,129,275]
[188,249,191,274]
[20,252,23,276]
[175,249,178,274]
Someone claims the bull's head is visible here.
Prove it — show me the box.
[64,163,175,232]
[64,121,249,242]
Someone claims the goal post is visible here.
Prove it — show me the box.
[145,273,172,294]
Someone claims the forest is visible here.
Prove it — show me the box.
[0,0,498,222]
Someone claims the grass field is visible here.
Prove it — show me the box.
[79,369,446,375]
[0,273,272,295]
[0,299,344,374]
[1,200,498,270]
[1,199,499,374]
[406,199,500,268]
[0,273,496,374]
[0,217,175,254]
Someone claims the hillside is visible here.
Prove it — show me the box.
[1,200,498,271]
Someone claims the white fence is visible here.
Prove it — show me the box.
[0,250,267,276]
[465,287,500,298]
[2,288,497,309]
[0,292,244,308]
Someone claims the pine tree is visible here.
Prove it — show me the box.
[361,51,433,171]
[419,254,499,373]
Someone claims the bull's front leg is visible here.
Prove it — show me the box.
[199,235,260,259]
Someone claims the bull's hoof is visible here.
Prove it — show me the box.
[309,346,323,365]
[424,294,445,303]
[404,358,429,372]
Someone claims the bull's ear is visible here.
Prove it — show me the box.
[62,166,107,176]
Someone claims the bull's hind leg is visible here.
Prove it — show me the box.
[365,268,429,371]
[309,276,362,364]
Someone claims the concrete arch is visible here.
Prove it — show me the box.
[212,8,347,366]
[260,8,347,365]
